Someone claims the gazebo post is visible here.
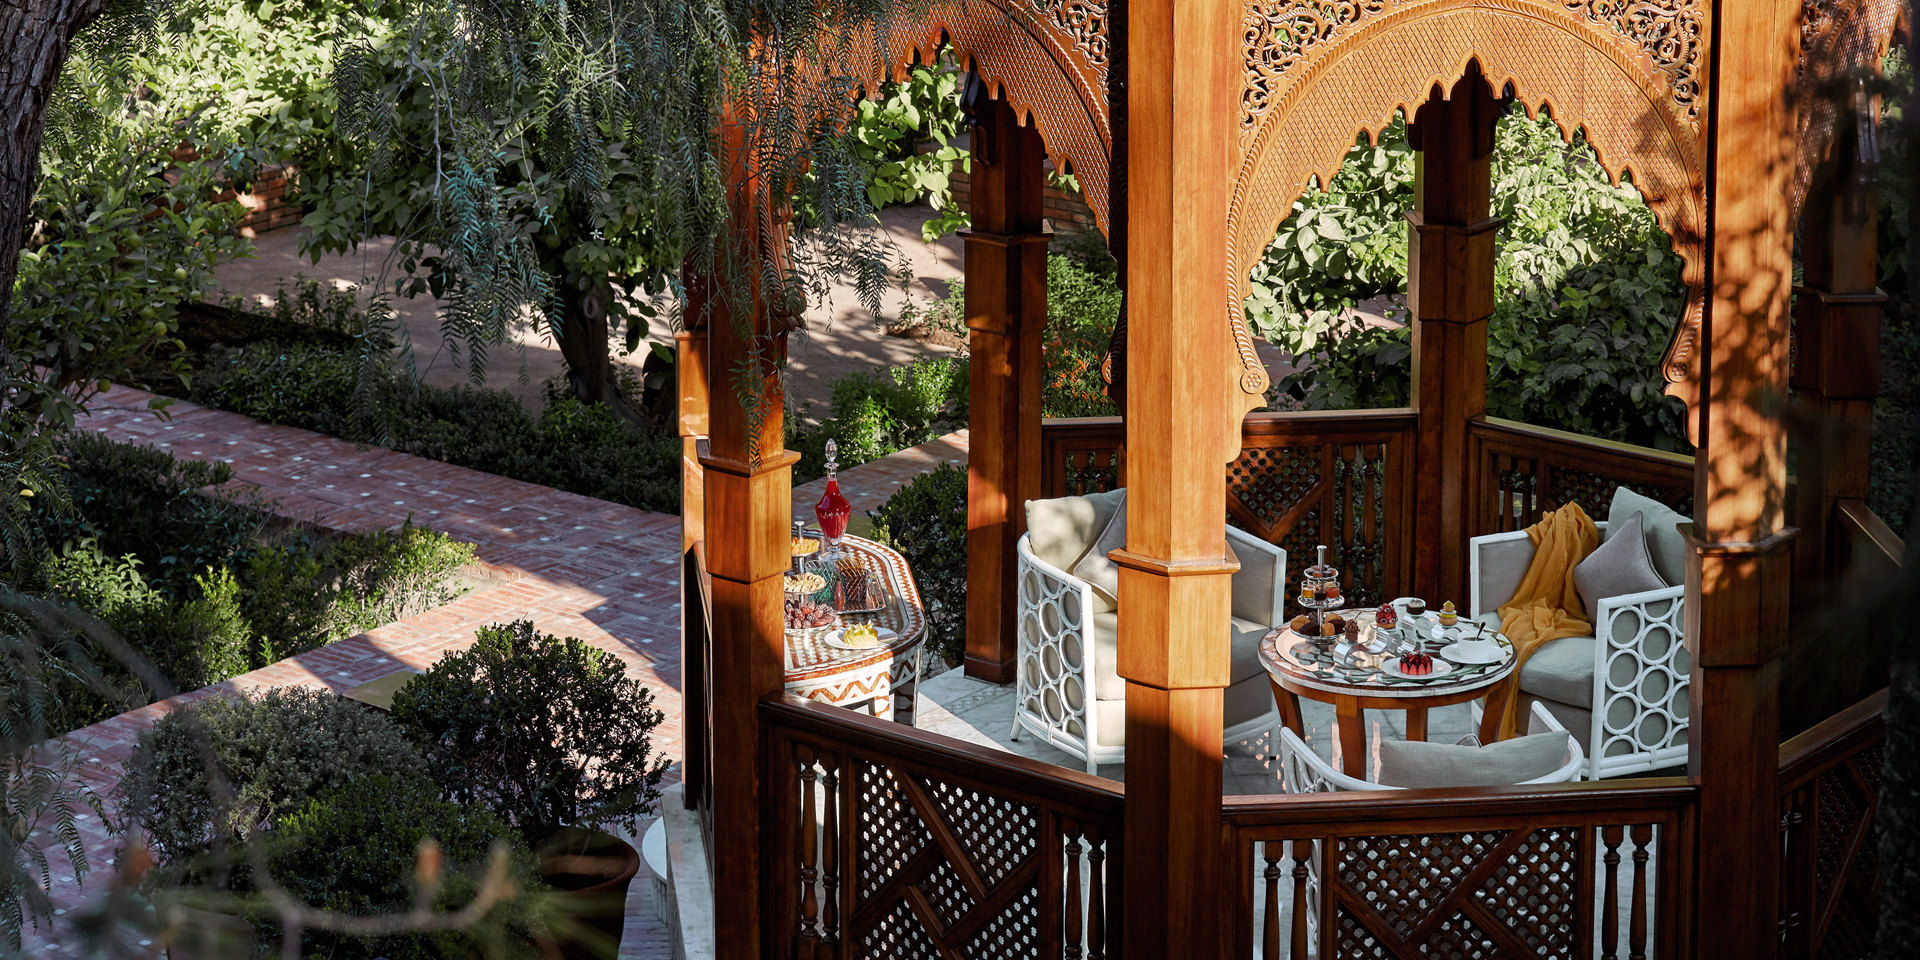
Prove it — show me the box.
[1688,3,1798,957]
[1785,92,1886,730]
[697,131,797,960]
[1116,0,1238,954]
[1406,69,1499,604]
[963,93,1050,683]
[1790,98,1883,583]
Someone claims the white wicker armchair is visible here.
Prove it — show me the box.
[1009,492,1286,774]
[1469,521,1690,778]
[1278,700,1585,792]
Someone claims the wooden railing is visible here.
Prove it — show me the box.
[1777,689,1887,960]
[1039,409,1417,606]
[1221,781,1698,959]
[1835,498,1904,581]
[1467,417,1694,535]
[763,696,1125,959]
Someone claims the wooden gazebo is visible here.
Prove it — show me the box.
[676,0,1907,955]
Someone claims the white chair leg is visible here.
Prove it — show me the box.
[1009,710,1023,741]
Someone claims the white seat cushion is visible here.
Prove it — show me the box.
[1518,635,1597,708]
[1090,612,1269,701]
[1091,670,1274,746]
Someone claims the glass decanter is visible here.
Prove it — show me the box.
[814,438,852,559]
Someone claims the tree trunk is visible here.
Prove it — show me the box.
[552,274,644,422]
[0,0,112,406]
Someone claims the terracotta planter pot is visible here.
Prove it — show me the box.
[536,827,640,960]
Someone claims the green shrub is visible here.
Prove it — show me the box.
[792,357,969,478]
[53,432,255,594]
[1043,254,1124,418]
[390,621,670,844]
[1269,110,1691,451]
[191,344,683,513]
[261,775,544,960]
[868,463,969,668]
[120,688,430,868]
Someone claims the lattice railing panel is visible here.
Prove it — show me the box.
[1044,412,1415,605]
[1228,789,1695,960]
[1778,691,1886,960]
[768,699,1123,960]
[1469,419,1693,536]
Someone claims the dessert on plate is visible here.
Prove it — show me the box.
[1398,651,1434,675]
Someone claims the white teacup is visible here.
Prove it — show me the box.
[1447,637,1503,662]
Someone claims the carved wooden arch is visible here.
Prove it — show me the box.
[861,0,1114,236]
[1793,0,1906,218]
[1228,0,1708,405]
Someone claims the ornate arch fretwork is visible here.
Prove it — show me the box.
[857,0,1113,235]
[1231,0,1707,403]
[1792,0,1905,218]
[1241,0,1703,143]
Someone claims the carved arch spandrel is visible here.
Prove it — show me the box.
[1229,0,1708,408]
[1793,0,1905,218]
[844,0,1114,236]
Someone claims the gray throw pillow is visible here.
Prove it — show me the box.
[1573,512,1668,625]
[1375,731,1571,788]
[1607,487,1691,586]
[1071,491,1129,610]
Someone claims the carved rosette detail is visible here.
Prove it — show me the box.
[1034,0,1109,67]
[1560,0,1703,122]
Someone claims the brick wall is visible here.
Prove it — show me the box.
[948,166,1098,233]
[212,163,304,237]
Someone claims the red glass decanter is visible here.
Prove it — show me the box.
[814,438,852,553]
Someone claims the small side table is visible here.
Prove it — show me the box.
[1257,619,1517,778]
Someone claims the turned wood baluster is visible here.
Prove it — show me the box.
[1262,841,1282,960]
[1629,823,1653,960]
[798,749,820,948]
[1086,826,1107,960]
[1064,820,1085,960]
[1601,825,1623,959]
[821,752,841,945]
[1290,843,1310,960]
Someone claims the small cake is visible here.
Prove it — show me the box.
[1320,620,1338,637]
[1343,619,1361,643]
[784,573,826,594]
[841,624,883,648]
[1405,598,1428,619]
[1289,614,1310,632]
[1375,603,1398,629]
[1325,614,1347,634]
[1398,651,1434,675]
[1438,601,1458,627]
[791,536,821,557]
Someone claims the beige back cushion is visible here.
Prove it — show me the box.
[1025,488,1126,574]
[1607,487,1691,586]
[1572,512,1668,623]
[1375,731,1571,788]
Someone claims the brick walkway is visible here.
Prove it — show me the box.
[22,387,963,957]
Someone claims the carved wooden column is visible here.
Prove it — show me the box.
[697,120,796,960]
[1785,92,1886,731]
[963,93,1049,683]
[1791,93,1883,582]
[1406,69,1499,604]
[1117,0,1238,955]
[1688,2,1797,956]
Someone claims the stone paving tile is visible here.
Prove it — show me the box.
[24,387,692,958]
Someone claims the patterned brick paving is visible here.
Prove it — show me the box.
[21,387,966,958]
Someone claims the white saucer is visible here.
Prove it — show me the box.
[1440,640,1505,664]
[824,627,898,651]
[1381,656,1454,680]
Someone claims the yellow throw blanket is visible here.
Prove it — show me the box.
[1487,502,1599,739]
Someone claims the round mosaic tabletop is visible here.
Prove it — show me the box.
[1257,609,1518,700]
[783,535,927,712]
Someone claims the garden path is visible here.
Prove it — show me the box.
[25,386,967,958]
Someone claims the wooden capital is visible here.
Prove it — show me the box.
[1406,214,1500,323]
[1682,524,1797,667]
[1114,562,1235,690]
[700,444,801,582]
[1789,286,1885,399]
